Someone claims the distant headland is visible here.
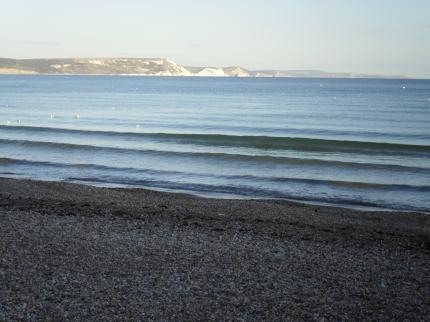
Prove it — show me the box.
[0,57,407,79]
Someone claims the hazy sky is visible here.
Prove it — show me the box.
[1,0,429,77]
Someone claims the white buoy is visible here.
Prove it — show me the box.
[17,120,21,124]
[50,113,55,119]
[402,86,406,89]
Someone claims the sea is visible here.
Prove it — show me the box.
[1,75,429,212]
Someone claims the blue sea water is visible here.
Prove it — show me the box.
[0,75,429,212]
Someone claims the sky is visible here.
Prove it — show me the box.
[1,0,429,78]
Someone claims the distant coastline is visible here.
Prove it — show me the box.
[0,57,408,79]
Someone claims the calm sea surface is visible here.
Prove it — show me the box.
[1,75,429,211]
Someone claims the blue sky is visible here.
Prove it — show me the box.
[1,0,429,77]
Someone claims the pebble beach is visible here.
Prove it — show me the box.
[0,177,429,320]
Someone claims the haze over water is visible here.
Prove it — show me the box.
[1,75,430,211]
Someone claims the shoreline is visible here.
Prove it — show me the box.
[59,178,430,214]
[1,177,429,320]
[2,173,429,214]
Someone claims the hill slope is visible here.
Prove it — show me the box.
[0,58,406,78]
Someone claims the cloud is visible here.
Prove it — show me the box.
[186,43,202,48]
[14,41,59,46]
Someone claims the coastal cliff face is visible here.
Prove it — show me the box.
[0,58,193,76]
[0,58,251,77]
[0,58,406,78]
